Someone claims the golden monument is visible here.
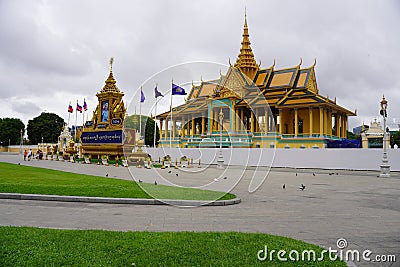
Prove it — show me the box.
[157,12,356,148]
[81,58,135,158]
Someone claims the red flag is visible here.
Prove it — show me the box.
[68,104,73,113]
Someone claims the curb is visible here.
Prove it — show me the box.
[0,193,241,207]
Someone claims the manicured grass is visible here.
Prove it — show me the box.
[0,226,346,266]
[0,162,235,200]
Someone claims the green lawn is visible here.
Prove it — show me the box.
[0,226,346,266]
[0,162,235,200]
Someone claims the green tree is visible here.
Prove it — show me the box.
[27,113,64,144]
[390,130,400,147]
[346,131,360,140]
[0,118,25,146]
[124,114,159,146]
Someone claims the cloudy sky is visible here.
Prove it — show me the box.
[1,0,399,131]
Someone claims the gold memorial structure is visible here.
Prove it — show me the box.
[81,58,135,158]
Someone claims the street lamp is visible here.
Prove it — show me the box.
[217,108,224,169]
[379,95,390,177]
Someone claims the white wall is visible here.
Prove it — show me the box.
[144,147,400,171]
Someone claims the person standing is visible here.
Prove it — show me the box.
[23,150,27,161]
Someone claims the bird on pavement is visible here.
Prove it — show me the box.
[223,176,227,179]
[168,170,171,173]
[176,173,179,176]
[295,173,298,176]
[106,173,109,177]
[282,184,286,189]
[299,184,306,191]
[138,179,142,183]
[312,173,315,176]
[154,181,158,185]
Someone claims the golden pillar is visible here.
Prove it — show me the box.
[172,120,176,138]
[201,115,205,135]
[294,108,298,137]
[265,109,269,134]
[255,108,259,132]
[191,115,195,136]
[319,107,323,137]
[160,119,163,138]
[278,109,283,135]
[309,107,313,136]
[181,115,185,136]
[240,109,244,131]
[209,108,213,133]
[250,111,255,132]
[323,108,328,135]
[328,110,332,136]
[337,114,342,138]
[231,101,236,132]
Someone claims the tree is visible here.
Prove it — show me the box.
[346,131,360,140]
[0,118,25,146]
[390,130,400,147]
[27,113,64,144]
[124,114,160,146]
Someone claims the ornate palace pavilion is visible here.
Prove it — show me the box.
[157,14,356,148]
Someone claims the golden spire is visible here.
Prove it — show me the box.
[101,57,120,93]
[234,9,259,79]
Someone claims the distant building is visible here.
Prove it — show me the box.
[353,124,369,135]
[361,119,390,148]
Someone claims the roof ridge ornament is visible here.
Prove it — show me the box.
[312,58,317,68]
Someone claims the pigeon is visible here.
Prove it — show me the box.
[312,173,315,176]
[329,172,334,175]
[295,173,298,176]
[223,176,227,180]
[106,173,109,177]
[138,179,142,183]
[299,184,306,191]
[168,170,172,173]
[154,181,158,185]
[176,173,179,176]
[18,163,20,165]
[282,184,286,189]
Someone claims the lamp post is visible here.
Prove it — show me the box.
[379,95,390,177]
[217,108,224,169]
[19,129,23,155]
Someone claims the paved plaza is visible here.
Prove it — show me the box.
[0,154,399,266]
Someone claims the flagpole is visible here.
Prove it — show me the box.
[170,80,173,148]
[139,86,142,139]
[67,101,71,129]
[75,100,78,141]
[153,83,158,149]
[82,98,85,129]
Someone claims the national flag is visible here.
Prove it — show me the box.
[140,88,146,103]
[172,83,187,95]
[83,99,88,111]
[77,102,83,113]
[155,86,164,98]
[68,104,73,113]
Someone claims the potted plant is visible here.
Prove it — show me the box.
[101,155,109,166]
[180,155,189,168]
[84,155,91,164]
[121,156,128,167]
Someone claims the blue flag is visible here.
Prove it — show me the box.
[155,86,164,98]
[172,83,187,95]
[140,89,145,103]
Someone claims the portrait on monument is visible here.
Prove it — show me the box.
[101,100,109,122]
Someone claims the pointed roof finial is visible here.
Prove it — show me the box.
[234,8,259,79]
[244,7,247,28]
[110,57,114,70]
[101,57,120,93]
